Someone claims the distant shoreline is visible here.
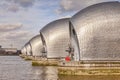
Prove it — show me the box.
[0,54,19,56]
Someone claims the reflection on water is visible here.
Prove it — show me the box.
[0,56,120,80]
[0,56,58,80]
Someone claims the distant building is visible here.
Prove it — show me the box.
[0,45,2,48]
[3,48,17,53]
[0,48,18,55]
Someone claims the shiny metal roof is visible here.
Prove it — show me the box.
[21,47,27,55]
[40,18,70,58]
[25,43,32,56]
[29,35,43,56]
[70,2,120,60]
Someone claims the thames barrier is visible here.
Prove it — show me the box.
[20,1,120,76]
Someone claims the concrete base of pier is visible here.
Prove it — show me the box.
[58,61,120,75]
[19,55,34,60]
[32,58,59,66]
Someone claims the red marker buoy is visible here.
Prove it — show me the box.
[65,56,71,61]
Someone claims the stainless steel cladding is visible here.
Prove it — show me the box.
[40,18,70,58]
[25,43,32,56]
[21,47,27,55]
[70,2,120,61]
[29,35,43,57]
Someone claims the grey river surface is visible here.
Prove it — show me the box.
[0,56,120,80]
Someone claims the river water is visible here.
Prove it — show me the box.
[0,56,58,80]
[0,56,120,80]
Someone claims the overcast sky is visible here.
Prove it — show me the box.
[0,0,119,49]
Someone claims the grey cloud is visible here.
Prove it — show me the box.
[0,23,22,32]
[0,0,36,12]
[6,31,32,39]
[13,0,35,8]
[7,4,19,12]
[0,1,19,12]
[57,0,118,13]
[0,30,34,49]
